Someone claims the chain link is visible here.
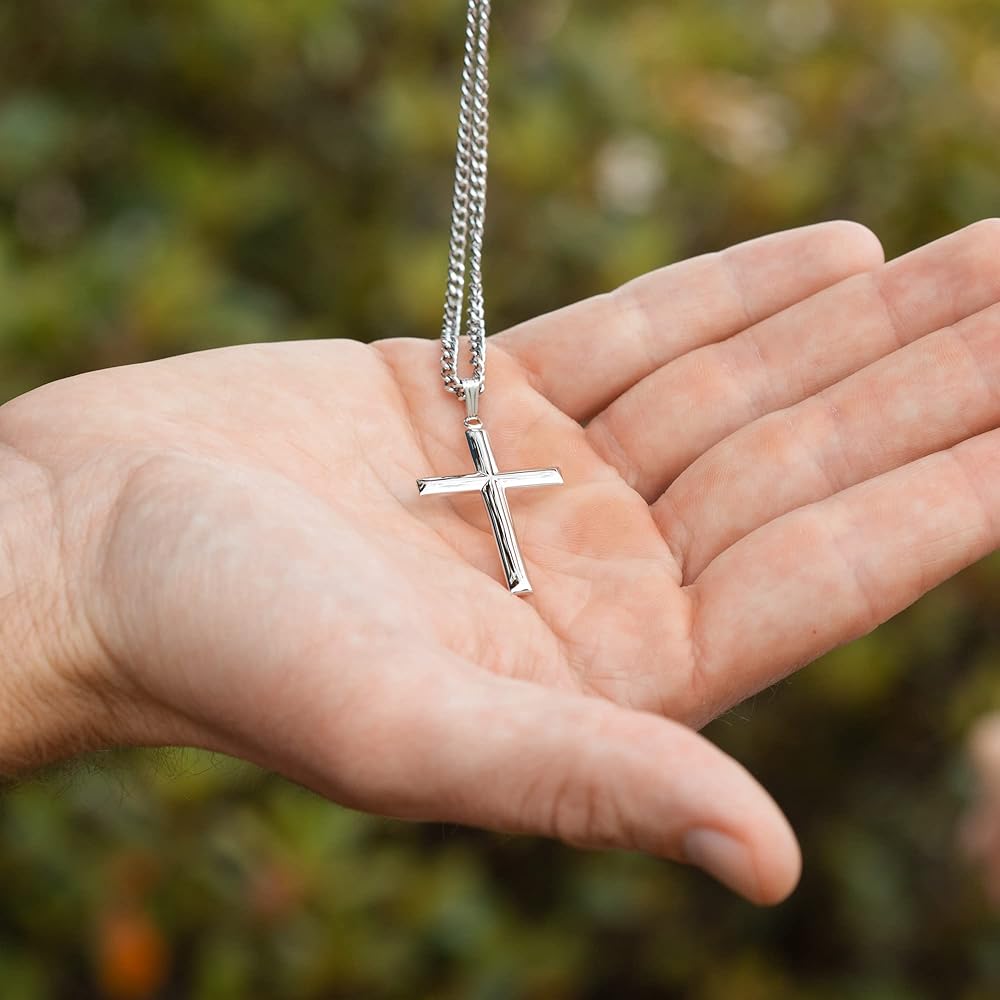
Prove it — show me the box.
[440,0,491,401]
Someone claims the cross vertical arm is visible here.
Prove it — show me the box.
[481,479,532,595]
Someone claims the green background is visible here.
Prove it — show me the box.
[2,0,1000,996]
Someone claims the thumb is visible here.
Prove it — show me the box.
[276,647,801,906]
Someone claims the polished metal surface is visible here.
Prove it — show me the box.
[439,0,491,401]
[417,422,563,595]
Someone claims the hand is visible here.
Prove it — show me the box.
[960,715,1000,904]
[3,220,999,905]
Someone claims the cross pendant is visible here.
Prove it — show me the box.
[416,420,563,596]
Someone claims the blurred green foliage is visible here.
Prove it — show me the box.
[3,0,1000,996]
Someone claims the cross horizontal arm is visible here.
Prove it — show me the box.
[416,472,487,497]
[497,468,564,490]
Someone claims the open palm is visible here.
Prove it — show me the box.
[5,221,1000,904]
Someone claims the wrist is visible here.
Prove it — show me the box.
[0,438,112,776]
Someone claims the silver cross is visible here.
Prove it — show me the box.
[417,418,563,596]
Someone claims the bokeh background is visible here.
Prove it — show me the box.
[2,0,1000,996]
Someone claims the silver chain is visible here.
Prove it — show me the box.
[440,0,492,402]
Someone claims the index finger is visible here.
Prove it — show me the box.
[494,221,883,422]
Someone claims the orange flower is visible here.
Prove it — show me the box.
[96,905,170,1000]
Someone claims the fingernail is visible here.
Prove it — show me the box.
[682,829,760,901]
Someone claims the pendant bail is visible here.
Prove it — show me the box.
[462,379,482,426]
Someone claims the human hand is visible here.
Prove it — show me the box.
[4,220,1000,905]
[960,714,1000,904]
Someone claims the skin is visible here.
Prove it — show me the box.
[2,219,1000,907]
[961,715,1000,904]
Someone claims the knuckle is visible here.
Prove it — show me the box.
[547,769,620,850]
[586,415,639,489]
[752,409,800,462]
[527,736,636,851]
